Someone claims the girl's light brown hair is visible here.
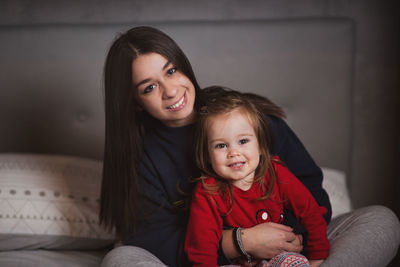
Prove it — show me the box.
[194,86,281,211]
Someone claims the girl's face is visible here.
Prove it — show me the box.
[207,108,261,190]
[132,52,196,127]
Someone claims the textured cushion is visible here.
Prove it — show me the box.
[322,167,352,218]
[0,154,115,250]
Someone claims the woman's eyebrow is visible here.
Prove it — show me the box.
[134,60,172,88]
[162,60,171,70]
[135,78,151,89]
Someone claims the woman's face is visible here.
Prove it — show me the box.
[132,52,196,127]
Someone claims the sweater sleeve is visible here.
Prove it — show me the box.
[268,115,332,223]
[274,160,330,260]
[124,152,189,267]
[185,182,223,267]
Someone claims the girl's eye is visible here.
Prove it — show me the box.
[215,143,227,149]
[143,84,156,94]
[239,139,249,145]
[167,67,177,75]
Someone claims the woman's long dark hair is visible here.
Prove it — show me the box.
[99,26,202,241]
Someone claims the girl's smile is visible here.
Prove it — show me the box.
[207,108,261,190]
[228,161,246,169]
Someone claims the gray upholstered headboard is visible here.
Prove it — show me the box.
[0,0,398,216]
[0,20,353,171]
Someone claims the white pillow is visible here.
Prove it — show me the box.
[0,154,115,250]
[321,167,352,218]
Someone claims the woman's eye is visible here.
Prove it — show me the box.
[215,143,227,149]
[167,67,177,75]
[143,84,156,94]
[239,139,249,145]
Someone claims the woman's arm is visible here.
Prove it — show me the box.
[125,187,188,266]
[221,223,302,260]
[268,115,332,223]
[124,153,190,267]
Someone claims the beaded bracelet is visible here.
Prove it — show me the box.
[233,227,252,264]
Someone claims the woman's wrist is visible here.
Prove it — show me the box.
[222,227,254,260]
[222,226,259,262]
[240,227,255,256]
[233,228,253,264]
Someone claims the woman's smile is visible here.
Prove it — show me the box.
[132,53,196,127]
[167,93,187,111]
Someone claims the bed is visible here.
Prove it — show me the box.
[0,0,397,266]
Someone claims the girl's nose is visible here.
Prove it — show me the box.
[227,149,240,158]
[162,82,177,99]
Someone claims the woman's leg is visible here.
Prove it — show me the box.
[322,205,400,267]
[101,246,167,267]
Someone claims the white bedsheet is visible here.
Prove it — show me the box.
[322,167,352,218]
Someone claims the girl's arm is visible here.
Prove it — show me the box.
[185,183,224,267]
[310,259,325,267]
[268,115,332,223]
[275,160,330,260]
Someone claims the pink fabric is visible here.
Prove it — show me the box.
[221,252,310,267]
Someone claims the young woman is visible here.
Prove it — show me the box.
[99,26,400,267]
[185,88,329,267]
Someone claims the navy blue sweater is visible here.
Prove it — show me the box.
[125,115,331,267]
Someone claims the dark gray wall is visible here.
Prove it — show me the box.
[1,0,399,232]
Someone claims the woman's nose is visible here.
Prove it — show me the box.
[162,82,177,99]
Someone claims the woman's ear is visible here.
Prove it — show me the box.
[135,105,143,112]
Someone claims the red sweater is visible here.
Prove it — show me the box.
[185,158,329,267]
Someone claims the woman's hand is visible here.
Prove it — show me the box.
[222,222,303,260]
[242,223,303,259]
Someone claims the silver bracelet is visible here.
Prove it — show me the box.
[233,227,252,264]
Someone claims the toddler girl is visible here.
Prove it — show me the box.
[185,88,329,267]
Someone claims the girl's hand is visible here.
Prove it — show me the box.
[290,233,303,247]
[309,259,324,267]
[241,222,303,259]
